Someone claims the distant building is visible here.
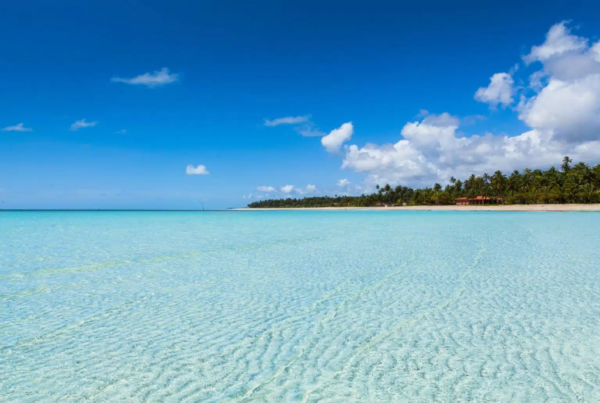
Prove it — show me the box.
[456,196,503,205]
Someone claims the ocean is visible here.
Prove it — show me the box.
[1,211,599,402]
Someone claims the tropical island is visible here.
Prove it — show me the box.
[248,157,600,208]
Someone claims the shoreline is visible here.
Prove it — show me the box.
[235,204,600,212]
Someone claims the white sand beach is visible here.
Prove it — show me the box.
[237,204,600,212]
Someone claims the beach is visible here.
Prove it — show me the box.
[237,204,600,212]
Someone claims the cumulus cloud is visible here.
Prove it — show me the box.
[2,123,32,132]
[523,21,587,64]
[529,71,547,91]
[322,122,354,153]
[186,164,209,175]
[111,68,178,87]
[242,21,600,196]
[337,179,350,187]
[257,186,275,192]
[264,116,309,127]
[475,73,515,108]
[461,115,487,126]
[280,185,295,193]
[518,75,600,142]
[341,114,598,187]
[70,119,97,131]
[334,22,600,187]
[255,184,316,195]
[593,42,600,63]
[518,24,600,143]
[116,129,127,134]
[295,184,318,195]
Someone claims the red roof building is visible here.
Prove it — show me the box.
[456,196,503,205]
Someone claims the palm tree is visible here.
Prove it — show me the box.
[463,174,477,202]
[521,169,534,202]
[593,164,600,187]
[562,156,573,173]
[578,183,598,203]
[561,180,578,203]
[454,179,463,194]
[491,170,506,204]
[248,157,598,208]
[507,171,521,203]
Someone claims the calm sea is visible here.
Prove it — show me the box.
[1,211,599,402]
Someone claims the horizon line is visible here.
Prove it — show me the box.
[0,209,237,212]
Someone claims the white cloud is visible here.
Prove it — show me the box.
[2,123,32,132]
[245,193,269,200]
[335,22,600,186]
[529,71,547,91]
[111,68,179,87]
[517,24,600,143]
[341,111,600,187]
[70,119,97,131]
[524,21,587,64]
[116,129,127,134]
[543,52,600,81]
[243,22,600,194]
[321,122,354,153]
[592,41,600,63]
[257,186,276,192]
[264,116,309,127]
[419,112,459,128]
[461,115,486,126]
[186,164,209,175]
[337,179,350,187]
[474,72,514,107]
[280,185,295,193]
[519,75,600,142]
[295,184,318,195]
[295,124,326,137]
[264,115,327,137]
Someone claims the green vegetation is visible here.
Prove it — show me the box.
[248,157,600,208]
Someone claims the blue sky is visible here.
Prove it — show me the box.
[1,0,600,209]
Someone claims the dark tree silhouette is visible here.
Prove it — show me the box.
[248,157,600,208]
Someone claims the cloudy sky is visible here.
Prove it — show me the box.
[1,0,599,209]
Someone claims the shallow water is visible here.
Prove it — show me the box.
[1,211,600,402]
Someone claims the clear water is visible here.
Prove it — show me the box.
[1,211,600,402]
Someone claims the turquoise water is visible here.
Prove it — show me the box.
[1,211,600,402]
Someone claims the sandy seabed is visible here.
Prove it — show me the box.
[237,204,600,212]
[4,211,600,401]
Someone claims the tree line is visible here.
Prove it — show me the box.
[248,157,600,208]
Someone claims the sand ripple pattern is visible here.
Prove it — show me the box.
[1,211,600,402]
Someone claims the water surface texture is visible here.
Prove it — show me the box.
[1,211,600,402]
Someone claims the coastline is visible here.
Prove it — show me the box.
[235,204,600,212]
